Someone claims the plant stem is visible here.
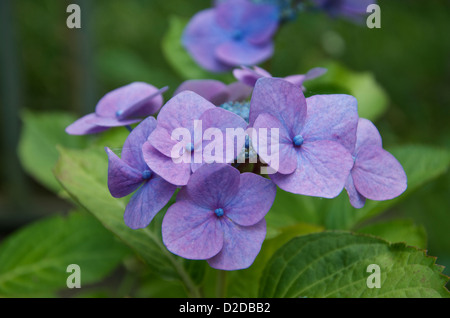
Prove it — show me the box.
[216,270,227,298]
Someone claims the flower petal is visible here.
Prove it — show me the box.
[142,142,191,186]
[105,147,143,198]
[271,140,354,198]
[186,164,241,209]
[162,200,223,260]
[174,79,229,105]
[344,174,366,209]
[226,173,276,226]
[182,9,231,72]
[249,78,307,137]
[302,94,358,153]
[226,82,253,102]
[352,146,407,201]
[117,86,166,120]
[215,40,274,67]
[207,218,266,270]
[233,66,270,87]
[65,113,111,135]
[355,118,383,153]
[122,116,157,171]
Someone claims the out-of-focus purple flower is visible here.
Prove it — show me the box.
[66,82,166,135]
[142,91,248,186]
[250,77,357,198]
[183,0,279,72]
[162,164,276,270]
[312,0,376,22]
[344,118,407,208]
[173,79,252,105]
[105,117,177,229]
[233,66,327,90]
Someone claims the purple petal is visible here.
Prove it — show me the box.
[271,140,354,198]
[80,115,141,128]
[344,174,366,209]
[226,82,253,102]
[105,147,143,198]
[304,67,328,80]
[117,86,166,120]
[233,66,269,87]
[182,9,231,72]
[186,164,241,209]
[95,82,163,118]
[215,40,274,67]
[252,113,297,175]
[124,176,177,229]
[156,91,215,133]
[226,173,276,226]
[283,74,306,87]
[199,107,248,165]
[65,113,111,135]
[352,146,407,201]
[162,200,223,260]
[122,116,157,171]
[142,142,191,186]
[249,78,307,135]
[302,94,358,153]
[148,125,181,159]
[174,80,229,105]
[215,0,278,45]
[355,118,383,154]
[207,218,266,270]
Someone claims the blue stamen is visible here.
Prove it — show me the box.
[214,208,224,217]
[232,30,244,41]
[293,135,304,147]
[185,142,194,152]
[142,170,152,180]
[115,109,124,117]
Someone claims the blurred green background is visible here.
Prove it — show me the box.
[1,0,449,289]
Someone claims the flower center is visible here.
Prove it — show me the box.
[293,135,304,147]
[214,208,224,217]
[232,29,244,41]
[115,109,124,117]
[185,142,195,152]
[142,170,152,180]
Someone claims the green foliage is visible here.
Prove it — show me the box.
[0,212,129,297]
[259,232,449,298]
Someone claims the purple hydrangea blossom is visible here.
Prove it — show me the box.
[105,117,177,229]
[162,164,276,270]
[250,77,357,198]
[66,82,166,135]
[183,0,279,72]
[142,91,248,186]
[344,118,407,208]
[173,79,252,105]
[312,0,377,22]
[233,65,327,90]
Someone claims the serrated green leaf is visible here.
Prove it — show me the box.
[18,110,87,193]
[259,232,449,298]
[0,212,129,297]
[357,219,427,249]
[53,146,202,297]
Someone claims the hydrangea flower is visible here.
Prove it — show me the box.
[162,164,276,270]
[105,117,177,229]
[344,118,407,208]
[173,79,252,105]
[66,82,166,135]
[183,0,279,72]
[233,65,327,90]
[312,0,377,22]
[250,77,357,198]
[143,91,248,186]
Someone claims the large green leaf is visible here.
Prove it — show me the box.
[0,212,128,297]
[53,146,203,297]
[18,110,87,193]
[259,232,449,298]
[162,16,233,82]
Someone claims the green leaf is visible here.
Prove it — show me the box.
[162,16,233,82]
[0,212,129,297]
[357,219,427,249]
[53,146,202,297]
[305,61,389,121]
[18,110,87,193]
[260,232,449,298]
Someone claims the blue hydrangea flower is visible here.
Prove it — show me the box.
[105,117,177,229]
[183,0,279,72]
[161,164,276,270]
[312,0,377,23]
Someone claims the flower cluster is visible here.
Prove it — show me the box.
[67,68,406,270]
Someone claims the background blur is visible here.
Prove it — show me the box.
[1,0,449,280]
